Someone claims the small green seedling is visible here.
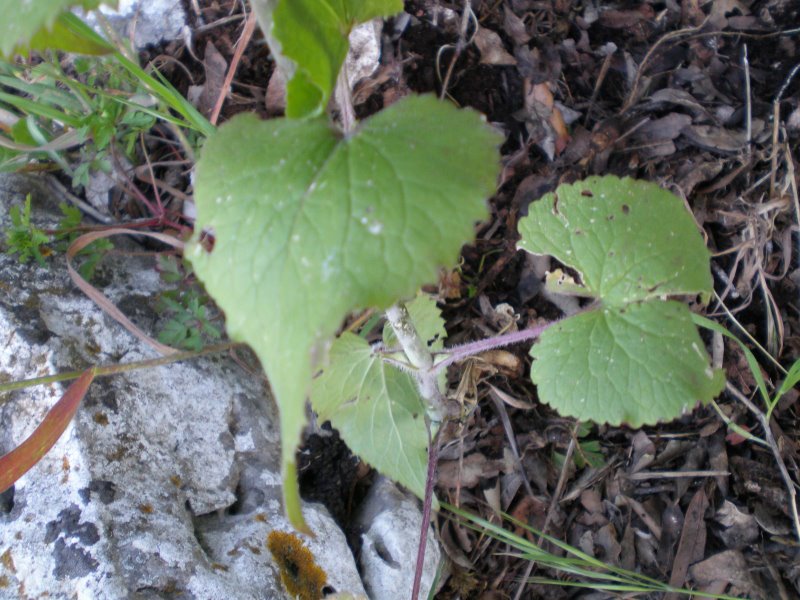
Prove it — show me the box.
[5,194,51,265]
[4,194,111,278]
[155,255,221,351]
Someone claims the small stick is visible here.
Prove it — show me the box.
[742,44,752,151]
[438,0,474,100]
[513,423,579,600]
[0,342,238,397]
[726,382,800,544]
[619,19,707,115]
[210,10,257,126]
[626,470,730,480]
[584,48,614,127]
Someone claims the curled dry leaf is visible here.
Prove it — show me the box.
[67,229,186,356]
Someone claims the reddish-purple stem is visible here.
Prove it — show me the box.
[430,321,555,374]
[412,423,440,600]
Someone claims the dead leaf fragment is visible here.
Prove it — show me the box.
[689,550,760,597]
[198,42,228,119]
[438,452,511,489]
[666,489,708,599]
[681,124,747,154]
[503,6,530,45]
[599,4,654,30]
[713,500,759,549]
[644,88,711,118]
[474,27,516,66]
[265,67,287,115]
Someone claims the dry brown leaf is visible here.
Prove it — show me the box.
[636,113,692,142]
[0,369,95,493]
[681,124,747,154]
[645,88,711,118]
[713,500,759,549]
[198,42,228,118]
[666,489,708,599]
[473,27,516,66]
[265,67,287,116]
[438,453,501,489]
[689,550,760,597]
[503,5,530,45]
[629,431,655,473]
[598,5,654,30]
[487,383,534,410]
[67,229,184,356]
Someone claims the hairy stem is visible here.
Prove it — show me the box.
[385,303,444,421]
[431,321,554,374]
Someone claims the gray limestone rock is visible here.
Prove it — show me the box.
[76,1,187,50]
[0,174,366,599]
[355,477,442,600]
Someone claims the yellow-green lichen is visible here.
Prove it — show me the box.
[267,530,327,600]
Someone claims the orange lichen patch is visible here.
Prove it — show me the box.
[267,530,327,600]
[1,549,15,573]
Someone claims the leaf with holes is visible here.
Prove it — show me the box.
[188,94,501,529]
[311,294,444,500]
[1,1,114,57]
[518,176,724,426]
[251,0,403,118]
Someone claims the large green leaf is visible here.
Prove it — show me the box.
[518,176,724,426]
[253,0,403,118]
[518,176,712,306]
[1,1,113,57]
[189,95,501,528]
[311,294,444,499]
[531,302,724,426]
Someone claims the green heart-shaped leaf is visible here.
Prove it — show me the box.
[189,95,501,528]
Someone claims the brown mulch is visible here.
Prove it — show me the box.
[150,0,800,597]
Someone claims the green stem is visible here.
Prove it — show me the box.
[0,342,239,399]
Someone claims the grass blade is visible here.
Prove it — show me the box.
[0,368,95,492]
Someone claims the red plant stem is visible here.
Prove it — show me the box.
[210,11,257,126]
[411,423,440,600]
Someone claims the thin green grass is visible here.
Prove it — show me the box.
[444,503,745,599]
